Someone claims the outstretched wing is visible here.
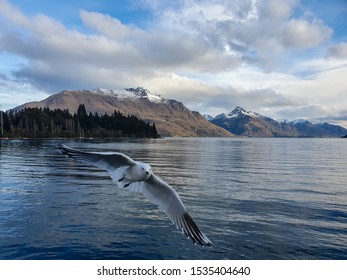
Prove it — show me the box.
[57,144,136,185]
[143,174,212,247]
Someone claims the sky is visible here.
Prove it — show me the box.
[0,0,347,126]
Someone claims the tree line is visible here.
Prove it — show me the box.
[1,105,158,138]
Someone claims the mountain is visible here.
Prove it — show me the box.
[209,107,347,137]
[12,87,232,137]
[282,119,347,137]
[210,107,298,137]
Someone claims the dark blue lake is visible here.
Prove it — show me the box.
[1,138,347,259]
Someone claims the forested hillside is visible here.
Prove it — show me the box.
[1,105,158,138]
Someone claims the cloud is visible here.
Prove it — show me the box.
[0,0,31,27]
[0,0,335,83]
[0,2,240,93]
[79,10,146,40]
[327,42,347,59]
[143,0,333,66]
[205,87,308,114]
[277,104,330,120]
[281,18,333,49]
[79,9,239,73]
[258,0,297,20]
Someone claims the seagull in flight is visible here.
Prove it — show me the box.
[57,144,212,247]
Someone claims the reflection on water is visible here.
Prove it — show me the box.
[1,138,347,259]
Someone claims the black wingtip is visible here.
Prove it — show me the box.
[182,212,213,247]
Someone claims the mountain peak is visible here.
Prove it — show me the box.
[125,87,166,103]
[233,106,246,112]
[226,106,261,119]
[124,87,150,97]
[283,119,311,125]
[91,87,166,103]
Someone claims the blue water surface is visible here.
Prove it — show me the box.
[0,138,346,259]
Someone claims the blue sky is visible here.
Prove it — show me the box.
[1,0,347,126]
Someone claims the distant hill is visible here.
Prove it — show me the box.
[281,119,347,137]
[209,107,347,137]
[12,87,233,137]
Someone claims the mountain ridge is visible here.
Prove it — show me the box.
[11,87,233,137]
[209,107,347,137]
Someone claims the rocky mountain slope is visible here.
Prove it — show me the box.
[12,87,232,137]
[209,107,347,137]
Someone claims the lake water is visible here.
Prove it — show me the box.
[0,138,347,260]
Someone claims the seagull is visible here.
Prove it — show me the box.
[57,144,212,247]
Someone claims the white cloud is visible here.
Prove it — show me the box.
[276,104,331,120]
[281,18,333,49]
[0,0,31,27]
[327,42,347,59]
[144,0,332,65]
[1,0,333,76]
[272,64,347,125]
[258,0,297,20]
[79,10,145,40]
[0,2,239,93]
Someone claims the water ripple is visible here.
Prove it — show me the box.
[1,138,347,259]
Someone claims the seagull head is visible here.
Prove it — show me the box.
[138,162,152,179]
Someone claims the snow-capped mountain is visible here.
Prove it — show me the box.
[92,87,166,103]
[210,107,295,137]
[209,107,347,137]
[12,87,232,137]
[215,106,263,120]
